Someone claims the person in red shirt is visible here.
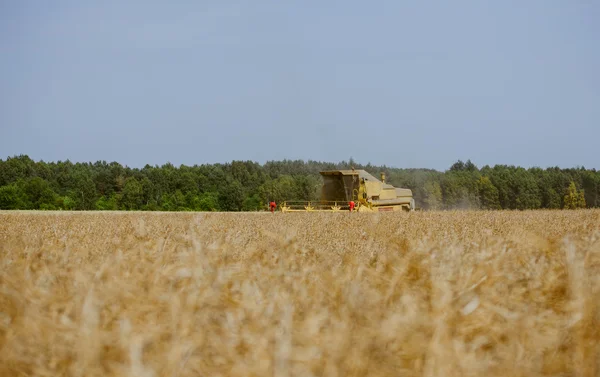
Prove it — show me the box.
[269,201,276,213]
[349,200,355,212]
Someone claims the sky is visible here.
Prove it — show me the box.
[1,1,598,171]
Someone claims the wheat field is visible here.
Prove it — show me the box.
[0,210,599,377]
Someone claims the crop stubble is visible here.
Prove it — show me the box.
[0,210,599,376]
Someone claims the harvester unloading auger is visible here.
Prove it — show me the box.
[280,169,415,212]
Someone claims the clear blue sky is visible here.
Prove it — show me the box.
[1,1,598,171]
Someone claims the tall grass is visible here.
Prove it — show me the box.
[1,210,599,376]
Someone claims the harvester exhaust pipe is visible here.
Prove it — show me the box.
[380,172,385,183]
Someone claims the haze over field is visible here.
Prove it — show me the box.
[1,1,599,170]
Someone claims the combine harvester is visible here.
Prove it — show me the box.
[281,169,415,212]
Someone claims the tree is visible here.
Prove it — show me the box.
[0,184,27,209]
[95,194,119,210]
[441,172,479,209]
[477,176,500,210]
[581,171,598,208]
[242,194,262,211]
[197,192,220,211]
[487,165,512,209]
[140,177,156,209]
[70,174,97,210]
[0,155,35,186]
[258,175,297,204]
[60,196,76,210]
[449,159,477,172]
[22,177,59,209]
[563,181,586,209]
[121,177,144,210]
[543,188,562,209]
[512,169,541,210]
[294,175,320,202]
[219,180,245,211]
[423,180,442,210]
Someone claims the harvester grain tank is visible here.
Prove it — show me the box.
[281,169,415,212]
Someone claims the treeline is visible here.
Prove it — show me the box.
[0,155,597,211]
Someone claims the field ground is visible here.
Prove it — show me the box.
[1,210,599,376]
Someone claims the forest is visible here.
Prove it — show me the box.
[0,155,597,211]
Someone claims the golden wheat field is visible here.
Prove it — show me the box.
[1,210,599,377]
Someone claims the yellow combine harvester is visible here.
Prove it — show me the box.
[281,169,415,212]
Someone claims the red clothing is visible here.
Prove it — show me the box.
[269,201,276,213]
[349,201,355,212]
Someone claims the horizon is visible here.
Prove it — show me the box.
[2,153,596,173]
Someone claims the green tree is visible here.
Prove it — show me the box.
[423,180,442,210]
[441,172,479,209]
[197,192,220,211]
[0,184,27,209]
[242,194,262,211]
[0,155,35,186]
[21,177,59,209]
[258,175,297,204]
[544,188,562,209]
[512,169,541,210]
[69,174,97,210]
[95,194,119,210]
[477,176,500,210]
[121,177,144,210]
[294,175,320,201]
[140,177,156,209]
[486,165,512,209]
[581,171,599,207]
[160,193,175,211]
[60,196,76,210]
[172,190,188,211]
[219,180,245,211]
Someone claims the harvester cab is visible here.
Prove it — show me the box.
[280,170,415,212]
